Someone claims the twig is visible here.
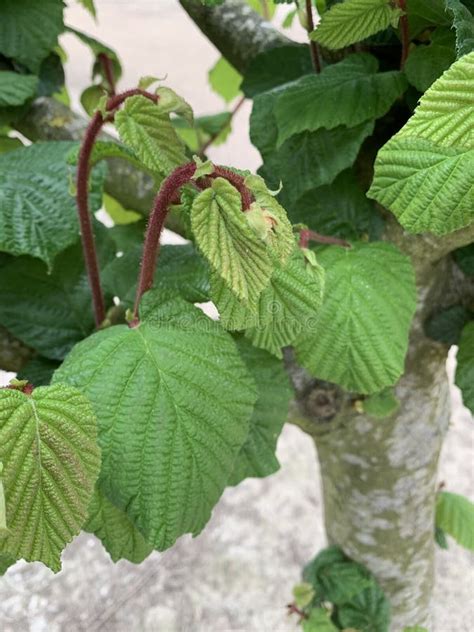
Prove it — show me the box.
[398,0,409,68]
[305,0,321,73]
[198,95,245,158]
[299,228,351,249]
[97,52,116,96]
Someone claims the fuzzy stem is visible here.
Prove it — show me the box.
[133,162,198,318]
[212,166,254,210]
[398,0,409,68]
[299,228,351,249]
[98,53,116,96]
[305,0,321,73]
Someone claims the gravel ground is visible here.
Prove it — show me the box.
[0,2,472,630]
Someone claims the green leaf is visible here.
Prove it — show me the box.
[303,608,339,632]
[103,193,142,225]
[288,170,381,240]
[403,627,429,632]
[368,52,474,235]
[241,45,313,97]
[260,122,375,207]
[455,321,474,413]
[304,546,348,587]
[435,491,474,550]
[67,139,143,172]
[0,0,64,71]
[191,177,274,304]
[210,273,259,330]
[318,561,373,605]
[0,135,23,154]
[404,29,456,92]
[453,242,474,276]
[0,384,101,572]
[245,251,325,358]
[0,72,38,107]
[53,293,257,551]
[295,242,416,394]
[337,582,391,632]
[0,553,16,575]
[37,52,65,98]
[446,0,474,58]
[424,305,472,345]
[0,141,104,268]
[406,0,450,38]
[435,525,449,549]
[17,357,61,387]
[228,337,292,486]
[293,582,316,609]
[66,27,122,82]
[102,243,210,308]
[208,57,242,103]
[77,0,96,18]
[155,86,194,126]
[84,487,153,564]
[0,462,7,535]
[80,84,106,117]
[0,233,115,360]
[115,95,187,177]
[275,54,407,145]
[362,388,400,418]
[310,0,402,50]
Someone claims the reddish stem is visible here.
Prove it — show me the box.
[398,0,409,68]
[287,604,309,620]
[133,162,198,318]
[76,88,159,327]
[212,166,254,210]
[98,52,116,96]
[305,0,321,73]
[299,228,351,249]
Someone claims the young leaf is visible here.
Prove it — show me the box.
[0,72,39,107]
[76,0,96,18]
[53,294,257,551]
[245,251,325,358]
[208,57,242,103]
[115,95,187,177]
[0,384,101,572]
[0,0,64,71]
[302,608,339,632]
[310,0,403,50]
[435,491,474,550]
[337,582,391,632]
[368,52,474,235]
[455,321,474,413]
[294,242,417,394]
[446,0,474,58]
[191,178,274,304]
[0,235,115,360]
[275,54,407,145]
[228,337,292,486]
[84,488,153,564]
[0,141,104,269]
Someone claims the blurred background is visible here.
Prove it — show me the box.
[0,1,472,630]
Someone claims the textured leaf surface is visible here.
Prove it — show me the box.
[0,384,100,572]
[191,178,273,304]
[337,583,391,632]
[0,0,64,70]
[0,142,104,268]
[245,252,325,358]
[275,54,407,145]
[208,57,242,103]
[84,488,153,564]
[455,321,474,412]
[115,95,187,176]
[53,295,257,550]
[228,337,291,486]
[0,72,38,106]
[369,53,474,235]
[435,491,474,550]
[302,609,339,632]
[0,554,16,575]
[295,242,417,393]
[311,0,402,50]
[0,235,115,360]
[446,0,474,57]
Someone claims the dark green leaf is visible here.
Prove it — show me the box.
[0,72,38,107]
[424,305,472,345]
[405,29,456,92]
[37,53,65,97]
[446,0,474,57]
[455,321,474,413]
[337,582,390,632]
[453,242,474,276]
[17,357,61,386]
[434,525,449,549]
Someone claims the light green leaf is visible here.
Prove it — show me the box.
[155,86,194,125]
[0,72,38,107]
[208,57,242,103]
[362,388,400,418]
[338,583,391,632]
[368,52,474,235]
[77,0,96,18]
[455,321,474,413]
[403,627,429,632]
[275,54,407,145]
[295,242,417,394]
[446,0,474,58]
[0,384,101,572]
[435,491,474,550]
[0,0,64,70]
[228,337,292,486]
[191,177,274,304]
[0,462,6,535]
[53,294,257,551]
[303,608,339,632]
[310,0,402,50]
[0,141,104,268]
[103,193,142,225]
[0,234,115,360]
[115,95,187,177]
[210,273,259,330]
[245,251,325,358]
[80,84,106,117]
[67,139,143,171]
[84,487,153,564]
[0,135,23,154]
[293,582,315,608]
